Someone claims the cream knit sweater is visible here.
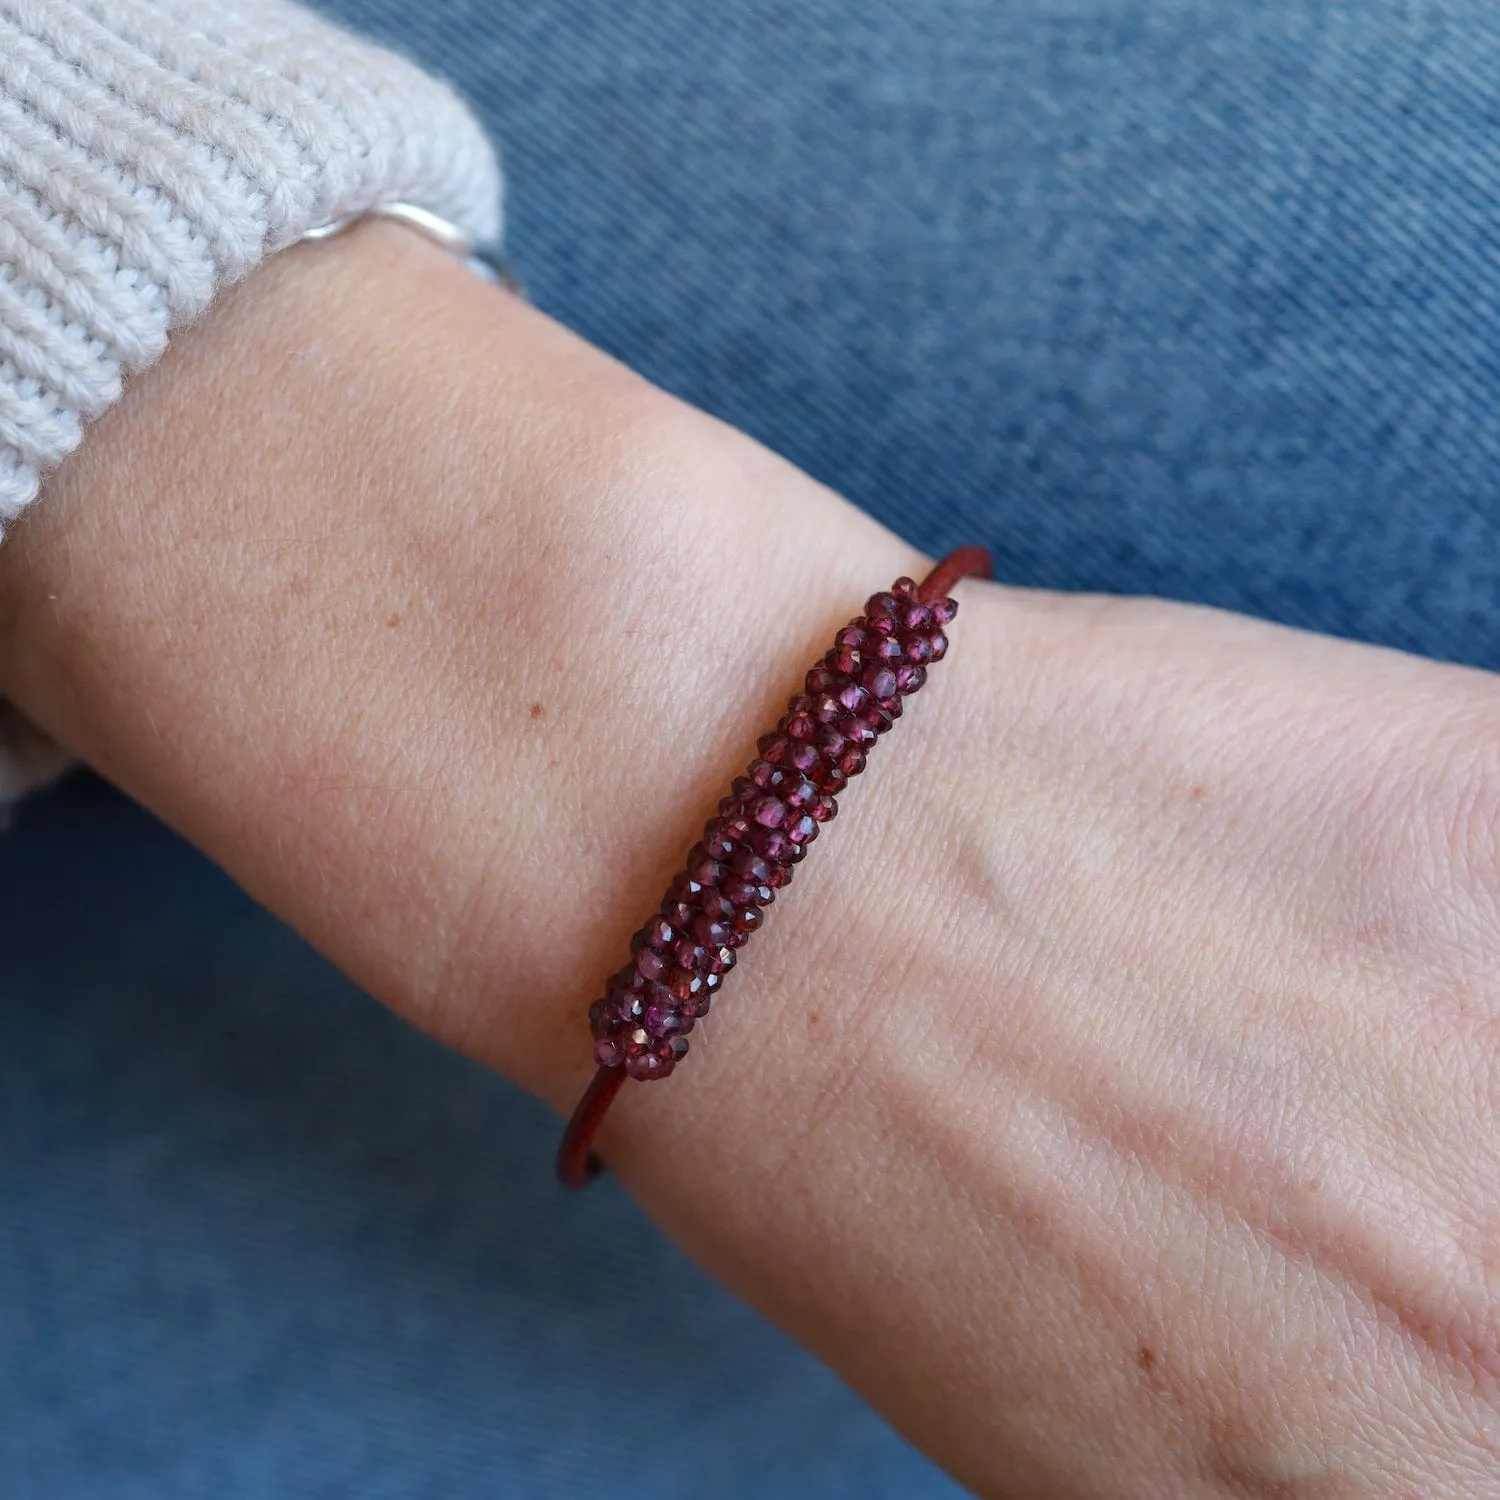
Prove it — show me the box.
[0,0,502,792]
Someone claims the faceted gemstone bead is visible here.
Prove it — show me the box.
[785,812,818,845]
[835,745,866,777]
[588,999,618,1038]
[892,576,918,597]
[835,624,868,651]
[686,846,727,886]
[865,591,900,620]
[782,774,816,808]
[787,713,817,741]
[787,741,821,774]
[700,825,738,861]
[931,598,958,624]
[874,634,904,663]
[721,877,763,908]
[828,646,860,676]
[644,1004,687,1039]
[896,664,927,694]
[758,732,790,763]
[661,897,693,930]
[751,826,790,860]
[904,634,933,665]
[860,663,898,700]
[810,794,837,822]
[928,630,948,661]
[698,890,734,924]
[692,910,731,947]
[668,967,704,1001]
[672,937,706,970]
[832,679,865,712]
[707,943,736,973]
[640,916,674,950]
[729,847,771,883]
[902,602,933,632]
[733,905,762,935]
[806,665,843,695]
[634,947,666,981]
[812,759,847,793]
[624,1049,672,1081]
[750,795,788,828]
[595,1037,627,1069]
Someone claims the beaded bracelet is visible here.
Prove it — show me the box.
[557,546,992,1188]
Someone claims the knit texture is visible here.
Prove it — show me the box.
[0,0,502,521]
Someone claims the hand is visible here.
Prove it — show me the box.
[3,220,1497,1497]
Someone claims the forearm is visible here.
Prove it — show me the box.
[4,217,1499,1498]
[0,218,921,1107]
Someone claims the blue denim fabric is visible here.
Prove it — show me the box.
[6,2,1500,1495]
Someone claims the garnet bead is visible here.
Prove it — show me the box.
[624,1050,671,1081]
[758,732,789,763]
[751,825,791,860]
[750,795,788,828]
[786,741,821,774]
[698,890,734,924]
[644,1004,686,1039]
[785,812,819,845]
[729,847,771,882]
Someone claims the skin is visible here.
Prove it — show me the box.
[1,220,1499,1496]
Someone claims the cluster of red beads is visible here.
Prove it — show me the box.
[587,575,957,1082]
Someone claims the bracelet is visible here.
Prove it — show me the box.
[557,546,992,1188]
[300,201,522,293]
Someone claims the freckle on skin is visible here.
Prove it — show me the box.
[385,614,402,628]
[1135,1344,1166,1393]
[1191,785,1206,801]
[530,702,545,720]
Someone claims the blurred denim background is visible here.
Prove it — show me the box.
[5,1,1500,1495]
